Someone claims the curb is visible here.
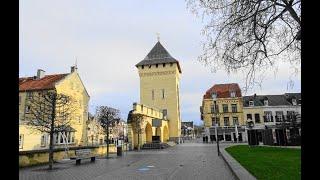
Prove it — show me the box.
[220,145,256,180]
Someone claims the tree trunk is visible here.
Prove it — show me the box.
[137,132,140,151]
[49,129,54,170]
[49,94,56,170]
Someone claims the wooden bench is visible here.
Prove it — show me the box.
[73,149,96,165]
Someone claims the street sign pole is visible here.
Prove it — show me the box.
[235,124,239,143]
[215,125,220,156]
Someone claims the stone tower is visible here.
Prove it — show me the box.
[135,41,182,141]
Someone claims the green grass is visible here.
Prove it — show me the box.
[225,145,301,180]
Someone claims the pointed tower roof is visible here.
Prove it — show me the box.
[136,41,182,73]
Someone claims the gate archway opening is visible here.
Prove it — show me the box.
[145,123,152,143]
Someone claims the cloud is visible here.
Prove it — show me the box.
[20,0,300,125]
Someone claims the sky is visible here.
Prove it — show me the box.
[19,0,301,125]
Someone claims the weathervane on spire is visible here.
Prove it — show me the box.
[75,56,78,68]
[156,32,160,42]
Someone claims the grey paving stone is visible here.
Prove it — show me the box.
[19,141,235,180]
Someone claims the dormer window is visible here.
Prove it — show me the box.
[264,100,269,106]
[292,99,297,105]
[249,101,254,107]
[211,93,217,99]
[230,91,236,98]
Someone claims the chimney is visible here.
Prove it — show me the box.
[71,66,77,73]
[37,69,45,79]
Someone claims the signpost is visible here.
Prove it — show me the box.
[215,124,220,156]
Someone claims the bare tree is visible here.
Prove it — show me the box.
[186,0,301,91]
[128,112,144,151]
[25,91,76,170]
[96,106,120,158]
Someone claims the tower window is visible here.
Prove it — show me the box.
[162,109,167,116]
[162,89,165,99]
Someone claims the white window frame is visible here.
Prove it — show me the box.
[231,104,237,113]
[265,111,273,122]
[211,93,217,99]
[233,117,239,126]
[276,111,283,121]
[224,117,230,127]
[264,100,269,106]
[230,91,236,98]
[40,134,47,147]
[249,101,254,107]
[222,104,228,113]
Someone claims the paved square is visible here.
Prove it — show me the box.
[19,142,235,180]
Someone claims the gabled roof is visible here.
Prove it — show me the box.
[203,83,242,99]
[243,94,293,107]
[19,74,68,92]
[135,41,182,73]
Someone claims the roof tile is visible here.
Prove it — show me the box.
[19,74,68,91]
[203,83,242,99]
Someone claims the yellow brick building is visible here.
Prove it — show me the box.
[19,67,90,151]
[127,40,182,148]
[200,83,247,142]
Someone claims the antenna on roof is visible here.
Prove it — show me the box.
[156,32,160,42]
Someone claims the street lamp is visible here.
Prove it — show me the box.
[247,119,254,146]
[213,100,220,156]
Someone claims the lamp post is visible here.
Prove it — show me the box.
[213,100,220,156]
[247,120,254,146]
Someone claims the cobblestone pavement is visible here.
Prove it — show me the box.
[19,141,236,180]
